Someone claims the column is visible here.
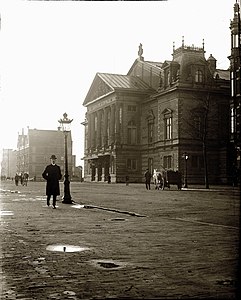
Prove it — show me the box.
[87,114,91,150]
[90,113,96,149]
[102,108,108,147]
[101,167,105,181]
[115,103,120,144]
[97,110,101,148]
[110,104,115,145]
[95,167,98,181]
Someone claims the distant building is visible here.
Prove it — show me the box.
[0,149,17,179]
[74,165,83,181]
[82,41,231,184]
[16,128,74,180]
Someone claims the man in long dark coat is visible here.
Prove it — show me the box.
[42,155,62,208]
[144,169,152,190]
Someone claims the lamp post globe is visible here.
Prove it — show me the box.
[58,113,73,204]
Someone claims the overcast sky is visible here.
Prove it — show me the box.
[0,0,234,166]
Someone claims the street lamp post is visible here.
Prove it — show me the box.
[58,113,73,204]
[183,152,189,188]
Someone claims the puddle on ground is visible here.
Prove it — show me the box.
[72,204,85,209]
[90,259,127,270]
[0,211,14,216]
[0,189,20,194]
[216,279,236,286]
[46,244,90,253]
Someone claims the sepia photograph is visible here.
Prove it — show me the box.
[0,0,240,299]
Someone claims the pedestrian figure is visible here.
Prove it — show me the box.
[231,164,238,187]
[126,175,129,186]
[107,174,111,184]
[144,169,152,190]
[42,155,62,208]
[14,173,19,186]
[20,173,24,185]
[22,172,29,186]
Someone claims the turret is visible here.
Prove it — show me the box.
[207,54,217,75]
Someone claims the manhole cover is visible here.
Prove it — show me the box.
[46,244,89,253]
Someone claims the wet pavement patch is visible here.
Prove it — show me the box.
[46,244,90,253]
[0,210,14,216]
[90,259,127,270]
[83,204,146,217]
[110,218,126,221]
[216,279,236,286]
[0,189,20,194]
[72,204,85,209]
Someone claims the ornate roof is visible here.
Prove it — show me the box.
[83,73,153,106]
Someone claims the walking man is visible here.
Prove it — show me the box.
[42,155,62,208]
[144,169,152,190]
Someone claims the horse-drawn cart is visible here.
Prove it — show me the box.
[154,170,182,190]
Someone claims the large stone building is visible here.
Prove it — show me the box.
[16,128,74,181]
[82,41,231,185]
[229,0,241,176]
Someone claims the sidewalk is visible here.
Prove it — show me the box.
[0,181,240,299]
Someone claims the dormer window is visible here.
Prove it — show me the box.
[165,70,170,87]
[195,70,203,83]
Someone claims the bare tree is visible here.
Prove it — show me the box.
[184,88,216,189]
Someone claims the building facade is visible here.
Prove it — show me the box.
[16,128,74,181]
[0,149,17,179]
[229,0,241,178]
[82,42,231,184]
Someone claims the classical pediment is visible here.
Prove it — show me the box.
[83,74,114,106]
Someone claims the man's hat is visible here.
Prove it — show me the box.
[50,155,57,160]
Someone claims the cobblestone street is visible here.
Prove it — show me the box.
[0,181,240,299]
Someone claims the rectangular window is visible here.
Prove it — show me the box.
[127,159,137,171]
[128,105,136,112]
[148,157,153,174]
[194,116,202,138]
[195,70,203,83]
[148,122,154,143]
[164,117,172,140]
[127,128,137,144]
[163,155,172,169]
[231,107,235,134]
[236,71,240,95]
[231,72,234,97]
[191,155,198,168]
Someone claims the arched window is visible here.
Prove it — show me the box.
[127,120,137,145]
[195,70,203,83]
